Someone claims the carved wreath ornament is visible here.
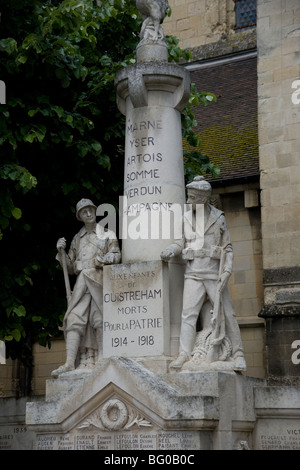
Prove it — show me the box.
[101,399,128,431]
[78,398,152,431]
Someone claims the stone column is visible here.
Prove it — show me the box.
[115,44,190,262]
[109,42,190,359]
[257,0,300,385]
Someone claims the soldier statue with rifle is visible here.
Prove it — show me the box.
[52,198,121,377]
[161,176,246,372]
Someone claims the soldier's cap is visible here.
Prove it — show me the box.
[186,175,212,194]
[76,198,97,220]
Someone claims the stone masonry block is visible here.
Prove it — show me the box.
[258,0,285,18]
[177,18,190,31]
[188,1,206,16]
[273,65,300,82]
[260,168,290,189]
[171,4,188,21]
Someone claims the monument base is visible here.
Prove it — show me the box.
[23,357,275,450]
[0,355,296,450]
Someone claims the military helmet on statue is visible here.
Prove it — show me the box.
[76,198,97,220]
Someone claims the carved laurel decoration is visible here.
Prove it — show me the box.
[125,408,152,429]
[77,398,152,431]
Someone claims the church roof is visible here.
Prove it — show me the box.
[185,53,259,184]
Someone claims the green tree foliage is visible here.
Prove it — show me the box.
[0,0,219,366]
[182,82,219,181]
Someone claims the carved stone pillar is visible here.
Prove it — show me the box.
[114,43,190,356]
[115,47,190,263]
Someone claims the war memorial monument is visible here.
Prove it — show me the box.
[24,1,300,451]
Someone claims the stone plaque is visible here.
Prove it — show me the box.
[103,260,169,357]
[34,430,202,450]
[254,419,300,450]
[0,425,35,450]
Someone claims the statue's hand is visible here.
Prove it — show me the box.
[57,237,66,252]
[160,247,175,262]
[103,253,115,265]
[217,271,231,293]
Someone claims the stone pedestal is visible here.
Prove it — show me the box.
[26,358,267,450]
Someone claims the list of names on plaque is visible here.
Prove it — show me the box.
[35,430,201,450]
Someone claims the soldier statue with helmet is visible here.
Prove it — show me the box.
[52,198,121,377]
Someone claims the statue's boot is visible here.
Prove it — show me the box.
[51,331,80,377]
[169,351,189,370]
[233,355,247,371]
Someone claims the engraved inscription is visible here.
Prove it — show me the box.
[103,262,169,358]
[35,430,201,450]
[124,116,176,220]
[258,430,300,450]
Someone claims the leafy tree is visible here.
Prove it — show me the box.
[0,0,218,371]
[181,82,218,181]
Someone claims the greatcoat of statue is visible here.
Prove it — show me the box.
[52,199,121,377]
